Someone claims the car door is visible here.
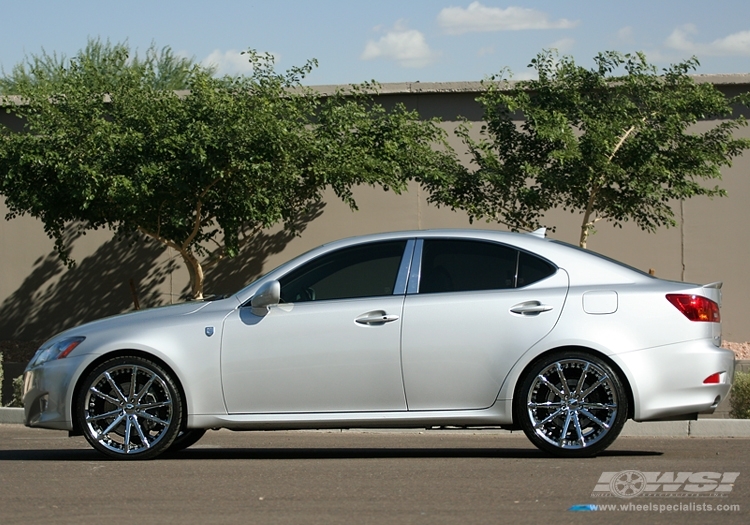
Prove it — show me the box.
[400,238,569,411]
[221,239,412,414]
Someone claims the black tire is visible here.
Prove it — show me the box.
[516,351,628,458]
[76,356,183,460]
[168,428,207,452]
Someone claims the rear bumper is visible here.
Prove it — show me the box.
[614,340,735,422]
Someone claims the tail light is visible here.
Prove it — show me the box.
[666,294,720,322]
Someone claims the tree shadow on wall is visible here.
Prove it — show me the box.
[0,227,174,341]
[200,202,326,297]
[0,203,325,342]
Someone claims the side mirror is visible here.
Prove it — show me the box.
[250,280,280,315]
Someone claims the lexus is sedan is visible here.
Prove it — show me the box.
[23,229,734,459]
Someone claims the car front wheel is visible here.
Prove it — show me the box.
[517,351,628,457]
[76,356,183,460]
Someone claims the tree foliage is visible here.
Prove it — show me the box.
[0,37,203,93]
[426,50,750,247]
[0,42,455,299]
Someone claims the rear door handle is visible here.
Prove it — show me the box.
[355,311,400,325]
[510,301,553,315]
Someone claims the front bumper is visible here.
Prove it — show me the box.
[614,340,735,421]
[23,355,88,431]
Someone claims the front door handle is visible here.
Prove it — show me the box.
[510,301,553,316]
[355,311,400,325]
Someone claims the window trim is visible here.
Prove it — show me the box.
[393,239,417,295]
[406,239,424,295]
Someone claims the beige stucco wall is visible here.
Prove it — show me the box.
[1,80,749,342]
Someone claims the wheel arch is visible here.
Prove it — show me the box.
[70,349,188,436]
[510,345,635,424]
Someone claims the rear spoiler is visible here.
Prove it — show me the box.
[703,282,723,307]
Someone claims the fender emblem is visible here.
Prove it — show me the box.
[205,326,215,337]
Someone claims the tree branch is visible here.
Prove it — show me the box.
[182,176,223,251]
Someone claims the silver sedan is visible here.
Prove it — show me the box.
[23,229,734,459]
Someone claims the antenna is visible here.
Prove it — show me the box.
[529,227,546,238]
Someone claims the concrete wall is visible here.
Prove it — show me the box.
[2,78,749,342]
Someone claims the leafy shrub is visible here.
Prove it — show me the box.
[0,352,24,407]
[8,375,24,408]
[730,371,750,419]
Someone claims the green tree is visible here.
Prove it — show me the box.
[0,44,455,299]
[0,37,203,93]
[425,50,750,247]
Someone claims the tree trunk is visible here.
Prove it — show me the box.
[181,250,205,300]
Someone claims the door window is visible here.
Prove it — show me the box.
[279,241,408,302]
[419,239,555,294]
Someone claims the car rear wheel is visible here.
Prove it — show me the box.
[76,356,183,460]
[517,351,628,457]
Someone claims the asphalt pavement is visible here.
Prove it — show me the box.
[0,425,748,524]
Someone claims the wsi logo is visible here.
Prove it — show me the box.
[592,471,740,498]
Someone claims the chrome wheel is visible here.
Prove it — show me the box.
[518,353,628,457]
[78,357,182,459]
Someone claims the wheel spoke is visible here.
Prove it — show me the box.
[555,363,572,397]
[125,415,134,453]
[572,411,585,447]
[527,401,564,409]
[88,387,121,406]
[558,412,573,447]
[574,362,590,398]
[579,408,611,430]
[86,408,122,422]
[134,375,157,403]
[137,399,172,411]
[580,402,617,410]
[127,366,139,402]
[135,410,170,427]
[104,372,127,402]
[533,407,564,429]
[131,416,151,449]
[98,413,125,439]
[538,375,564,398]
[580,375,608,399]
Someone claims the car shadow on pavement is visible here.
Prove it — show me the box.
[164,447,663,461]
[0,446,663,461]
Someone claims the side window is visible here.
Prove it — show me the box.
[420,240,518,293]
[419,239,556,293]
[279,241,407,303]
[517,251,556,287]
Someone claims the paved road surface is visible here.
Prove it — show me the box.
[0,425,747,524]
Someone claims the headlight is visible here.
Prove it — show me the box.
[28,337,86,368]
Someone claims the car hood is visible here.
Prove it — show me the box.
[42,301,215,344]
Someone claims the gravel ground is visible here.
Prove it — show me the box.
[723,341,750,360]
